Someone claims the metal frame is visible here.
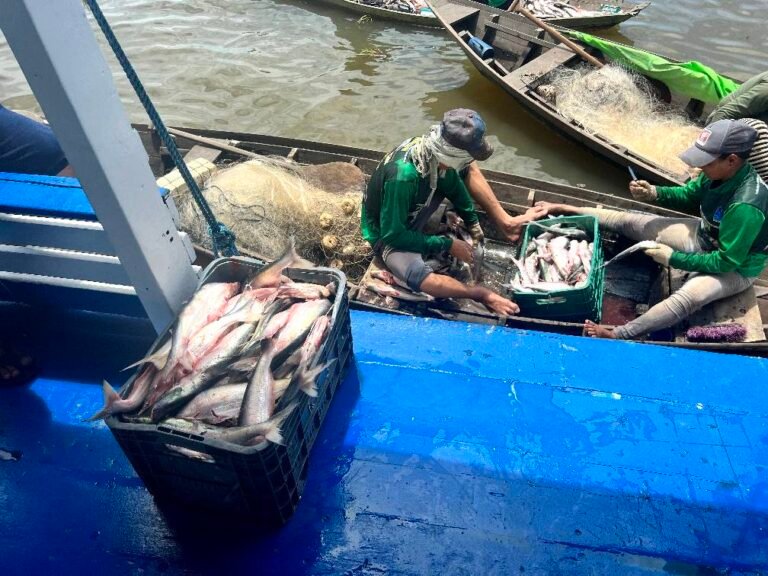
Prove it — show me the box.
[0,0,199,331]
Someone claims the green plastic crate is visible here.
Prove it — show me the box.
[508,215,605,322]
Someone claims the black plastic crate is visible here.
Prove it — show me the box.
[106,256,354,524]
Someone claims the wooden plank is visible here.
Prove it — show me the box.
[439,2,479,25]
[182,145,222,164]
[502,45,576,90]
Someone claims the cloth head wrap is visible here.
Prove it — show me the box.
[407,125,474,195]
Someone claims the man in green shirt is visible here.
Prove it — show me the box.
[534,119,768,340]
[362,109,543,316]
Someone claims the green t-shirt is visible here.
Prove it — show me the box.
[655,163,768,276]
[361,142,478,255]
[707,70,768,124]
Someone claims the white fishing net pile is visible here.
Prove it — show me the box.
[547,64,701,177]
[173,158,373,282]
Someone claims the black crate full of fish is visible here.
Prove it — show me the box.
[506,215,605,321]
[95,242,354,522]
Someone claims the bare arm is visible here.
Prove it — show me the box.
[463,162,547,242]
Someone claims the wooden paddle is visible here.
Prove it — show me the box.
[507,1,604,69]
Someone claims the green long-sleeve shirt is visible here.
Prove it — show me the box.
[707,70,768,125]
[361,143,478,255]
[655,163,768,276]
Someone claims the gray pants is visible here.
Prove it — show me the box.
[381,246,435,292]
[580,208,756,339]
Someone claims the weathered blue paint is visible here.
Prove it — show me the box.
[0,171,168,219]
[0,309,766,575]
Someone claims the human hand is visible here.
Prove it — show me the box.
[497,206,548,243]
[533,201,571,216]
[522,205,548,221]
[644,243,673,265]
[629,180,657,202]
[468,222,485,244]
[449,239,474,263]
[481,290,520,316]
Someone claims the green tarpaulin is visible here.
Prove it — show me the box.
[565,31,740,104]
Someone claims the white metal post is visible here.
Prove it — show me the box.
[0,0,199,332]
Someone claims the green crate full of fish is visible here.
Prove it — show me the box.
[101,247,354,524]
[507,215,605,321]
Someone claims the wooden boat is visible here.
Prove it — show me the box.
[318,0,649,30]
[135,124,768,356]
[429,0,726,187]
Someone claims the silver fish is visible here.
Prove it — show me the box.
[177,382,247,426]
[549,236,573,279]
[121,338,172,372]
[601,240,659,268]
[277,282,335,301]
[239,338,278,426]
[365,281,434,303]
[155,282,240,388]
[86,367,156,422]
[165,402,297,447]
[579,240,594,275]
[181,296,269,371]
[273,299,332,364]
[246,238,302,290]
[151,322,256,421]
[299,315,330,367]
[528,220,589,240]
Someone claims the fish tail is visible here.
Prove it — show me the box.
[121,340,170,372]
[84,380,121,422]
[297,358,336,398]
[265,401,298,445]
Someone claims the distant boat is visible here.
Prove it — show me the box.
[318,0,650,29]
[429,0,740,186]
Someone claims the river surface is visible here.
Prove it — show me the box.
[0,0,765,196]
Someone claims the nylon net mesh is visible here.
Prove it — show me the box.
[547,64,701,178]
[173,158,373,282]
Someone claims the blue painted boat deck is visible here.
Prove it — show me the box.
[1,309,766,575]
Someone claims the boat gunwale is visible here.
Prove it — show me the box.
[317,0,649,29]
[139,124,768,356]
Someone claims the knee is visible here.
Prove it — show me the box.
[403,259,432,292]
[665,287,703,318]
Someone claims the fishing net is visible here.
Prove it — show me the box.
[173,158,373,282]
[545,64,701,178]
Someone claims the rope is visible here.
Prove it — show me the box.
[83,0,238,257]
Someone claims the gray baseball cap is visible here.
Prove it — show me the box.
[441,109,494,161]
[679,119,758,167]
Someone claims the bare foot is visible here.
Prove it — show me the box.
[481,291,520,316]
[583,319,616,339]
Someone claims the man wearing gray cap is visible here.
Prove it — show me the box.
[361,109,543,315]
[534,119,768,340]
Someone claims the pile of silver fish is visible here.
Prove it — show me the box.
[508,223,595,293]
[524,0,579,18]
[88,242,337,449]
[358,0,427,14]
[523,0,613,18]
